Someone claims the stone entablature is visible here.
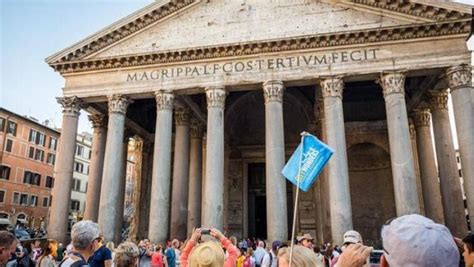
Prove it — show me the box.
[61,37,470,99]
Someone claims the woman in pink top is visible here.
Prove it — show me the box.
[180,228,239,267]
[151,245,168,267]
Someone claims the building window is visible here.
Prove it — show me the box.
[12,192,19,204]
[72,179,81,192]
[42,197,49,207]
[28,147,35,159]
[6,121,17,136]
[5,139,13,152]
[0,117,5,132]
[71,200,80,211]
[47,153,56,165]
[29,129,46,146]
[0,166,10,180]
[74,162,84,173]
[19,194,28,205]
[46,176,54,188]
[49,137,58,151]
[23,171,41,186]
[34,149,45,162]
[29,195,38,206]
[0,190,5,203]
[76,145,84,157]
[28,147,45,162]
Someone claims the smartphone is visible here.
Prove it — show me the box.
[201,228,210,235]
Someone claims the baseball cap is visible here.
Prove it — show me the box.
[381,214,459,267]
[343,230,362,244]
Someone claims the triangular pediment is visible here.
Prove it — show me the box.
[46,0,472,73]
[89,1,414,59]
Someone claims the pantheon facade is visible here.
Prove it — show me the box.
[46,0,474,247]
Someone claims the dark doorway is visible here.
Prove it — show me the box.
[248,163,267,240]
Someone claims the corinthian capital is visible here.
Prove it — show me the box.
[412,109,431,128]
[320,76,344,98]
[108,95,132,114]
[190,119,204,139]
[428,90,448,110]
[378,71,406,98]
[205,86,226,108]
[263,80,285,104]
[155,90,174,111]
[88,114,107,129]
[445,64,472,91]
[57,96,85,116]
[174,104,190,126]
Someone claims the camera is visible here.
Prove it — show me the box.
[201,228,210,235]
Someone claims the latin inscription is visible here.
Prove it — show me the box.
[126,48,379,82]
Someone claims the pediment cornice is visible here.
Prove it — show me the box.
[49,18,470,74]
[351,0,470,22]
[45,0,197,64]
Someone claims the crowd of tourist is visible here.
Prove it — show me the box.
[0,214,473,267]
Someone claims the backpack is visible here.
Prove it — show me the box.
[59,252,88,267]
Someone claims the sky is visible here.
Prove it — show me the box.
[1,0,153,133]
[0,0,471,145]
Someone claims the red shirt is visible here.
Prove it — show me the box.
[151,252,164,267]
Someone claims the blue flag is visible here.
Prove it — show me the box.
[282,133,334,192]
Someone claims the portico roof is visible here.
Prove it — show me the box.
[45,0,472,74]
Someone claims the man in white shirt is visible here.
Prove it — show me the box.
[253,241,267,267]
[261,240,281,267]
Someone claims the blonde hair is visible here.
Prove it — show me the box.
[188,241,225,267]
[278,245,324,267]
[114,242,139,267]
[106,241,115,251]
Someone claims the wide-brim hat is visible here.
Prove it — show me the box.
[296,233,314,242]
[189,241,225,267]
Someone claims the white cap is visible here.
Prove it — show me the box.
[381,214,459,267]
[343,230,362,244]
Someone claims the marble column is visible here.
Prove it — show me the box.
[263,80,288,243]
[412,109,444,223]
[98,95,131,242]
[446,65,474,230]
[317,97,332,243]
[379,72,421,216]
[149,90,174,244]
[138,143,153,240]
[320,77,352,245]
[202,86,226,230]
[428,90,468,237]
[114,134,130,244]
[84,114,107,222]
[187,121,203,237]
[48,96,84,243]
[170,103,191,241]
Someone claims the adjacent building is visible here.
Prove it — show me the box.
[0,108,59,228]
[69,133,92,226]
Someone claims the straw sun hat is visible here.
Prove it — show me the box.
[188,241,225,267]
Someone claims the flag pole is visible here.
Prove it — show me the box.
[289,131,307,267]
